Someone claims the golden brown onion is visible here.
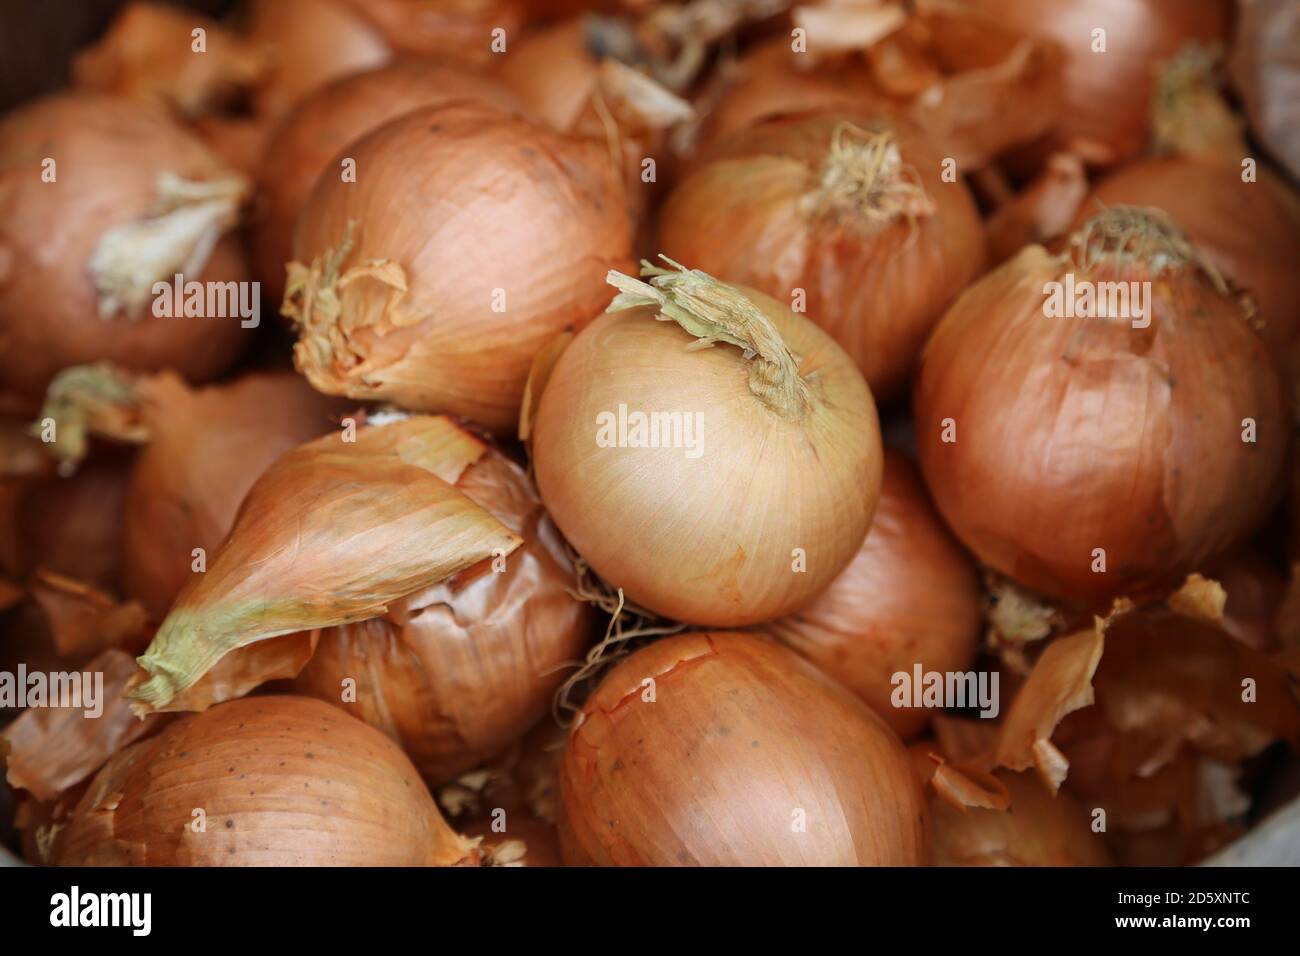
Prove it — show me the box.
[52,696,477,866]
[532,260,881,626]
[915,207,1289,603]
[293,436,594,785]
[660,112,986,399]
[255,60,523,305]
[760,450,981,740]
[0,93,250,399]
[558,631,929,865]
[286,102,632,432]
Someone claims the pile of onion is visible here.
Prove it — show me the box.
[760,450,981,740]
[557,631,928,865]
[292,417,595,785]
[0,93,251,400]
[52,696,477,866]
[959,0,1232,166]
[255,60,524,305]
[531,258,881,626]
[660,112,986,399]
[915,206,1289,603]
[285,101,633,432]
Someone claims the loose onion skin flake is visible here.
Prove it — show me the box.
[916,206,1289,603]
[558,631,929,866]
[761,450,981,740]
[255,60,525,305]
[0,94,250,399]
[532,259,881,627]
[660,112,986,399]
[52,697,477,866]
[286,102,633,433]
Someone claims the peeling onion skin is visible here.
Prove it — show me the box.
[558,632,929,866]
[289,102,633,433]
[532,283,881,627]
[914,211,1290,604]
[0,94,250,400]
[659,112,986,400]
[961,0,1232,166]
[255,60,525,306]
[294,450,595,786]
[931,770,1112,866]
[53,696,477,866]
[1079,158,1300,349]
[761,450,981,740]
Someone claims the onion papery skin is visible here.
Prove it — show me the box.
[1080,158,1300,349]
[532,277,881,627]
[558,631,929,866]
[660,112,986,399]
[495,19,597,135]
[960,0,1232,165]
[255,60,525,306]
[0,94,250,399]
[122,372,343,622]
[761,450,981,740]
[931,769,1112,866]
[1231,0,1300,182]
[53,696,476,866]
[289,102,633,432]
[915,209,1289,604]
[294,448,594,785]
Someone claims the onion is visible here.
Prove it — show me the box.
[286,102,632,432]
[0,93,251,400]
[122,371,344,621]
[1230,0,1300,182]
[72,2,266,118]
[292,432,595,785]
[930,768,1111,866]
[532,259,881,626]
[760,450,981,740]
[557,631,929,865]
[916,207,1289,603]
[52,696,477,866]
[659,112,986,399]
[959,0,1232,165]
[255,60,524,306]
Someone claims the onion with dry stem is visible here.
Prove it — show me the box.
[0,94,251,399]
[660,113,986,399]
[532,258,881,627]
[760,450,981,740]
[52,696,477,866]
[915,207,1289,603]
[558,631,929,865]
[285,102,633,432]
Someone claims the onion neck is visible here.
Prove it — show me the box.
[1070,206,1229,292]
[1150,43,1247,162]
[35,362,151,470]
[605,257,812,420]
[804,123,936,230]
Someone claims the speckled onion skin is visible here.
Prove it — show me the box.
[558,631,929,866]
[54,696,472,866]
[531,285,882,627]
[914,243,1289,603]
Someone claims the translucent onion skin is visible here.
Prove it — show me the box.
[0,94,249,399]
[532,278,881,627]
[931,770,1112,866]
[558,631,929,866]
[293,448,594,785]
[122,372,343,621]
[255,60,524,305]
[761,450,981,740]
[915,209,1289,604]
[960,0,1232,165]
[660,112,986,399]
[289,102,633,432]
[1080,158,1300,348]
[53,696,476,866]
